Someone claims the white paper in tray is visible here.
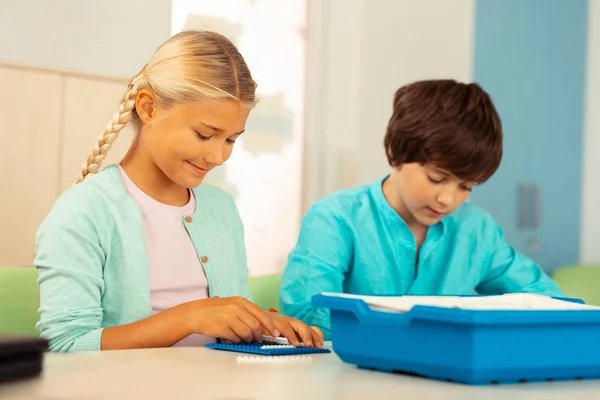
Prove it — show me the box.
[321,292,600,313]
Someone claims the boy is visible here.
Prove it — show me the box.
[280,79,563,339]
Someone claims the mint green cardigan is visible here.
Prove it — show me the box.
[34,165,251,352]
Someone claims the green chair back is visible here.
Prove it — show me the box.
[0,267,282,334]
[247,274,281,311]
[0,267,39,336]
[552,265,600,306]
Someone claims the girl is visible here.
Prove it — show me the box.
[35,31,323,352]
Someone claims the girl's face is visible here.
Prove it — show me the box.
[135,89,250,189]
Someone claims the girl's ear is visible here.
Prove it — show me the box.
[135,89,157,125]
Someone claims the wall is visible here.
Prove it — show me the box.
[305,0,475,205]
[0,0,171,267]
[0,0,171,77]
[581,0,600,264]
[470,0,588,272]
[2,0,599,265]
[0,63,134,266]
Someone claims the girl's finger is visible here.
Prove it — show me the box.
[289,319,316,348]
[217,325,242,344]
[239,299,279,337]
[236,309,264,342]
[311,326,325,345]
[309,326,324,348]
[224,314,255,343]
[273,318,301,347]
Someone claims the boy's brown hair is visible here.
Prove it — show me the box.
[384,79,503,183]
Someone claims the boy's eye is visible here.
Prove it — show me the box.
[226,138,236,144]
[428,176,444,184]
[461,185,473,192]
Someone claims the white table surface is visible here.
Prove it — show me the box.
[2,344,600,400]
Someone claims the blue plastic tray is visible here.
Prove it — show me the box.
[312,294,600,385]
[205,342,331,356]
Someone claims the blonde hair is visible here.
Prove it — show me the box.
[74,31,257,185]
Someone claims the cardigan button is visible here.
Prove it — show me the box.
[185,216,193,223]
[201,256,209,263]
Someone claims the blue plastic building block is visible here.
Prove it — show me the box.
[205,342,331,356]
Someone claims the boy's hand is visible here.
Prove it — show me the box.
[267,313,324,348]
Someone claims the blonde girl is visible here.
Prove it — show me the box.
[35,31,323,352]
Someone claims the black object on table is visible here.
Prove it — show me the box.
[0,334,48,383]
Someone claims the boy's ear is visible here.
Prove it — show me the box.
[387,147,395,165]
[387,150,402,170]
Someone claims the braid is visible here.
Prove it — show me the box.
[73,69,145,185]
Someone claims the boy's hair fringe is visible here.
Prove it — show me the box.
[384,79,502,183]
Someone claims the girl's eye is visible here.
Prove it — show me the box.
[196,132,210,141]
[428,176,444,184]
[226,139,236,144]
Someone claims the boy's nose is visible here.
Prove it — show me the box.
[436,188,455,207]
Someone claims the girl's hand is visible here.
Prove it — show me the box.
[268,314,324,348]
[186,297,279,343]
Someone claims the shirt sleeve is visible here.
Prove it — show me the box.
[280,204,352,340]
[475,215,564,297]
[35,192,107,352]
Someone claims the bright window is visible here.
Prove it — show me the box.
[171,0,307,276]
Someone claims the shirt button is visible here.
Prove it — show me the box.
[185,216,193,223]
[201,256,209,263]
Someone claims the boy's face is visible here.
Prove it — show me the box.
[385,163,474,227]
